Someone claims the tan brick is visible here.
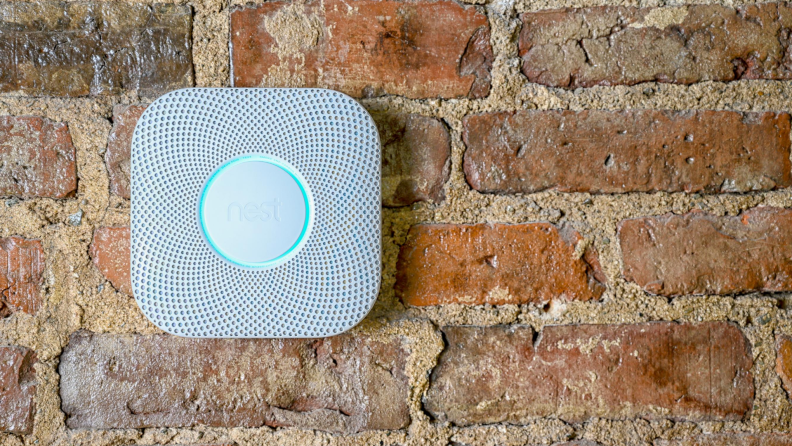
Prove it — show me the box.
[375,111,451,207]
[395,223,605,306]
[425,322,753,425]
[60,331,410,432]
[89,227,131,296]
[106,105,146,199]
[520,4,792,88]
[463,110,792,194]
[231,0,492,99]
[656,434,792,445]
[619,207,792,296]
[0,346,37,434]
[0,116,77,199]
[0,237,44,318]
[0,2,192,97]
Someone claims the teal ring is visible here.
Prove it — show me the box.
[198,154,312,269]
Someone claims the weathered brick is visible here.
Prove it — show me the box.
[395,223,605,306]
[0,346,37,434]
[106,105,146,199]
[425,322,753,425]
[776,335,792,399]
[89,227,131,296]
[230,0,492,99]
[656,434,792,445]
[519,4,792,88]
[0,116,77,199]
[463,110,792,194]
[60,331,410,432]
[0,2,192,97]
[0,237,44,318]
[375,112,451,207]
[619,207,792,296]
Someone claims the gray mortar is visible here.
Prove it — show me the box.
[1,0,792,445]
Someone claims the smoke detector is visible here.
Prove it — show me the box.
[130,88,381,338]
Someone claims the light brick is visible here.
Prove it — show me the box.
[0,346,37,434]
[619,207,792,296]
[519,4,792,88]
[425,322,753,425]
[60,331,410,432]
[89,227,131,296]
[231,0,492,99]
[0,237,44,318]
[0,116,77,199]
[0,2,192,97]
[463,110,791,194]
[395,223,605,306]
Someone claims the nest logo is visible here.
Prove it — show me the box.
[227,199,281,222]
[199,154,313,269]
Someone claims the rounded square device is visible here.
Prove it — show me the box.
[130,88,381,338]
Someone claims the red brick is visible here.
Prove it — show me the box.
[0,237,44,318]
[776,335,792,399]
[0,116,77,199]
[519,4,792,88]
[0,346,37,434]
[60,331,410,432]
[106,106,146,199]
[395,223,605,306]
[425,322,753,425]
[230,0,492,99]
[375,112,451,206]
[656,434,792,445]
[0,2,192,97]
[89,227,131,296]
[619,207,792,296]
[463,110,792,194]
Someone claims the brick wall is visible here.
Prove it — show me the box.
[1,0,792,445]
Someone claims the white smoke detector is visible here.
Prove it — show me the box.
[130,88,381,338]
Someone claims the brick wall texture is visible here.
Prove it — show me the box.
[2,0,792,445]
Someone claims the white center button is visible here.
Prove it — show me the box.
[199,154,312,268]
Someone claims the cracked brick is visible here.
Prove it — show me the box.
[519,4,792,88]
[59,331,410,432]
[231,0,492,99]
[106,105,146,199]
[657,434,792,445]
[463,110,792,194]
[0,2,193,97]
[395,223,606,306]
[0,116,77,199]
[0,237,44,318]
[618,207,792,296]
[425,322,753,425]
[375,111,451,207]
[0,346,37,434]
[776,335,792,399]
[90,227,131,296]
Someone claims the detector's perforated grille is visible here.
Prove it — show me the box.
[130,88,381,338]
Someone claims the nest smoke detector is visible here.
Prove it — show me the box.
[130,88,381,338]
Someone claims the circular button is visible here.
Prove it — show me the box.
[198,154,312,269]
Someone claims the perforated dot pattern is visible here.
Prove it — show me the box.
[130,88,382,338]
